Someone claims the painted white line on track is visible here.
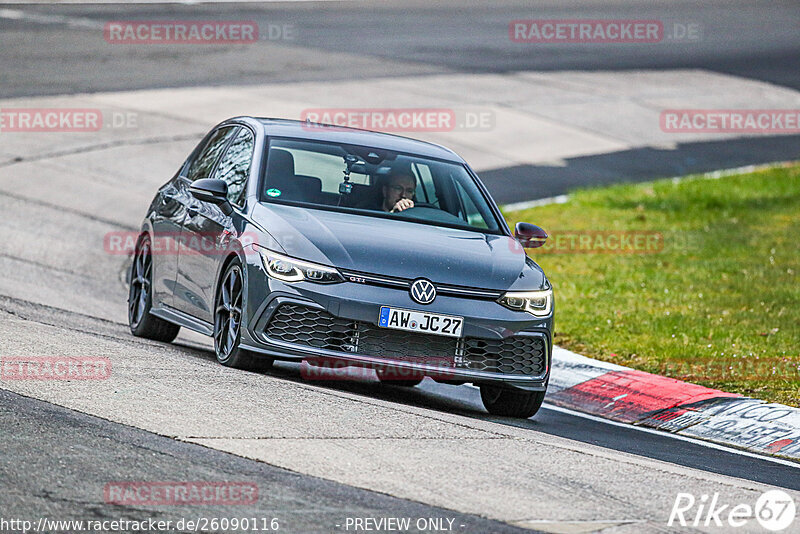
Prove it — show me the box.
[541,403,800,469]
[0,8,102,28]
[1,0,341,4]
[514,518,647,527]
[0,2,344,28]
[502,194,569,213]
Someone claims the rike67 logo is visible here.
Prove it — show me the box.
[669,490,796,531]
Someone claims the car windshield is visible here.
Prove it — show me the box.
[260,138,501,233]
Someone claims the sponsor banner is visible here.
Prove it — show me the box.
[636,401,718,433]
[673,398,800,460]
[104,481,258,506]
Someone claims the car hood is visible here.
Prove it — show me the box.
[251,204,546,291]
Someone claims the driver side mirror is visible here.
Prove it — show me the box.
[189,178,233,216]
[515,222,548,248]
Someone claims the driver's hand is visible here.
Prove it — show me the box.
[391,199,414,212]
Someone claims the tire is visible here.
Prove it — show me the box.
[376,369,423,387]
[128,236,180,343]
[480,385,545,418]
[213,259,274,372]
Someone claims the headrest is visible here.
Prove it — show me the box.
[266,149,295,181]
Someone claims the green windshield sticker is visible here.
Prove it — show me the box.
[266,188,281,197]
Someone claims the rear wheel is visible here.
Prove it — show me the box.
[214,260,273,371]
[128,236,180,342]
[480,385,545,418]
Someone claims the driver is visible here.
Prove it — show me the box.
[382,172,416,213]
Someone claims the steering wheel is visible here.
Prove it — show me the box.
[395,203,465,225]
[406,202,438,210]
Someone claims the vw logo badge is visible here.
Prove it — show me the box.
[410,278,436,304]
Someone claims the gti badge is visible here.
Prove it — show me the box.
[410,278,436,304]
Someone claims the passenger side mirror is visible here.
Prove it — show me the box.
[514,222,548,248]
[189,178,233,216]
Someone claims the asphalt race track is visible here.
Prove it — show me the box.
[3,0,799,93]
[0,1,799,533]
[0,388,531,534]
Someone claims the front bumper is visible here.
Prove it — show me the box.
[239,258,553,391]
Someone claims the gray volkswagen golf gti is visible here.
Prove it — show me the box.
[128,117,553,418]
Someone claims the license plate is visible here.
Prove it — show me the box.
[378,306,463,338]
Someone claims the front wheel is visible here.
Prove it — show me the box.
[214,260,273,372]
[480,385,545,418]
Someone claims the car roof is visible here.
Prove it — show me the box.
[237,117,465,163]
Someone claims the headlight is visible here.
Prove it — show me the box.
[497,289,552,317]
[255,247,343,284]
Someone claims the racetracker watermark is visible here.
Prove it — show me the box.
[668,490,796,531]
[104,20,295,44]
[509,20,702,43]
[300,108,495,132]
[0,108,138,132]
[0,517,279,532]
[342,517,459,531]
[300,359,457,381]
[661,358,800,383]
[1,357,111,380]
[511,231,664,254]
[104,482,258,506]
[104,231,260,256]
[660,110,800,134]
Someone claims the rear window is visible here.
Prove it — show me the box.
[286,147,371,193]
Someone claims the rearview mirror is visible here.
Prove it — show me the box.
[515,222,548,248]
[189,178,233,216]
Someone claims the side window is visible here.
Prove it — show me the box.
[453,179,489,229]
[215,128,255,206]
[186,127,238,182]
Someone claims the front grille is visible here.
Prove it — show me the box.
[339,269,503,300]
[264,303,546,376]
[357,327,456,362]
[463,337,546,375]
[264,303,357,352]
